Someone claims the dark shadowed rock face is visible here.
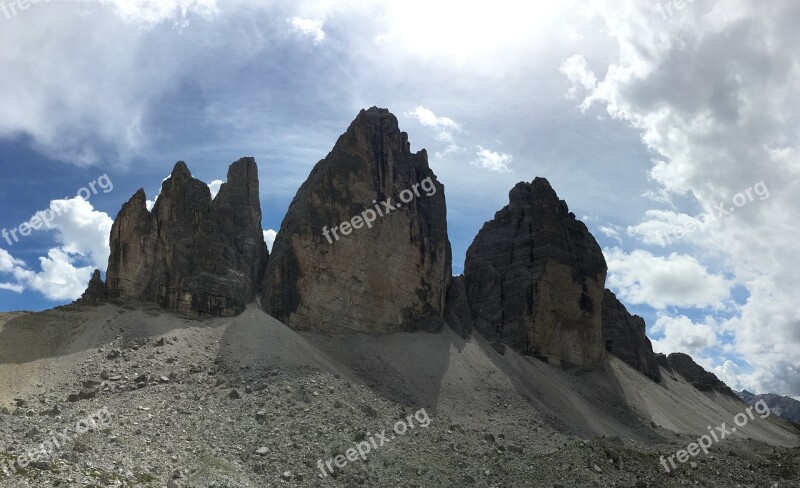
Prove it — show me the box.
[667,353,737,398]
[602,289,661,382]
[105,158,268,317]
[262,107,451,333]
[76,269,107,304]
[656,353,673,373]
[463,178,607,367]
[444,275,473,338]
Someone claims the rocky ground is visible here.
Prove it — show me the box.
[0,330,797,488]
[0,306,798,487]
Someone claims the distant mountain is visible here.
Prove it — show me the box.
[738,390,800,423]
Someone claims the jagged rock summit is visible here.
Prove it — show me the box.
[103,158,268,316]
[262,107,452,333]
[462,177,607,367]
[602,289,661,382]
[76,269,107,305]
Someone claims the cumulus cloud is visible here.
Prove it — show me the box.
[598,225,622,243]
[0,197,113,301]
[13,249,97,301]
[40,197,114,270]
[564,0,800,395]
[0,282,24,293]
[0,249,25,273]
[405,106,463,157]
[559,54,597,99]
[650,312,719,357]
[289,17,326,43]
[472,145,512,172]
[208,179,224,199]
[605,247,732,310]
[263,229,277,252]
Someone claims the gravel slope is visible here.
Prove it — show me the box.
[0,304,797,487]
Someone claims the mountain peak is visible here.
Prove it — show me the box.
[103,158,268,316]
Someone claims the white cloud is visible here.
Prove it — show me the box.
[650,312,719,356]
[598,225,622,243]
[605,247,732,310]
[626,210,707,247]
[559,54,597,99]
[564,0,800,395]
[0,1,221,167]
[0,282,24,293]
[102,0,218,26]
[263,229,277,252]
[289,17,326,43]
[208,179,224,199]
[0,197,112,301]
[39,197,114,270]
[472,145,512,172]
[713,360,744,392]
[405,106,464,157]
[14,249,96,301]
[0,249,26,273]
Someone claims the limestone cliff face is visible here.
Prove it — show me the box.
[463,178,607,367]
[602,289,661,382]
[262,107,452,333]
[105,158,268,317]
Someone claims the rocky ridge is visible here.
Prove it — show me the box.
[739,390,800,424]
[663,353,737,397]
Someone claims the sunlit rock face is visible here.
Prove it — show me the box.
[262,107,452,333]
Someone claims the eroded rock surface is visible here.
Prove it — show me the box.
[444,275,473,338]
[463,178,607,367]
[602,289,661,382]
[667,353,737,397]
[76,269,108,305]
[262,107,451,333]
[105,158,268,316]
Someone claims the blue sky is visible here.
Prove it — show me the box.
[0,0,798,398]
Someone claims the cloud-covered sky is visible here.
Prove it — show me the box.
[1,0,797,397]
